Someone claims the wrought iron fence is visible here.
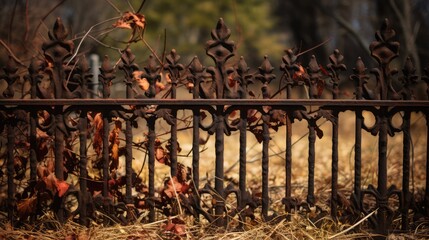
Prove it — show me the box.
[0,17,429,238]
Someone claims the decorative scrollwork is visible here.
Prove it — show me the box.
[350,57,371,99]
[369,19,399,66]
[99,55,115,98]
[0,56,20,98]
[399,57,418,100]
[206,18,235,65]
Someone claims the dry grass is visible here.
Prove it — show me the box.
[1,112,429,239]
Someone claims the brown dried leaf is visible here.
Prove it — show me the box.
[163,177,183,199]
[44,173,57,193]
[113,11,146,30]
[315,125,324,139]
[161,217,186,237]
[17,196,37,219]
[37,165,49,179]
[156,147,166,164]
[156,82,166,93]
[93,113,103,156]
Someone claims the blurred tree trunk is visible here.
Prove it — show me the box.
[274,0,327,63]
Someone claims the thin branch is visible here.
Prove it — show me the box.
[316,2,370,56]
[136,0,146,13]
[296,38,332,58]
[32,0,67,40]
[24,0,30,41]
[0,39,27,67]
[104,0,121,14]
[8,0,18,44]
[66,17,121,66]
[88,35,122,52]
[126,0,136,13]
[328,208,378,239]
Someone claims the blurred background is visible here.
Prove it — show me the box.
[1,0,429,75]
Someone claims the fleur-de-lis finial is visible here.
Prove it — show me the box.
[256,56,275,99]
[370,19,399,65]
[206,18,235,64]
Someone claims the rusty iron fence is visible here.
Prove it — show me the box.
[1,17,429,238]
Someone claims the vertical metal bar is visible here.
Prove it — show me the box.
[285,84,292,216]
[214,110,225,226]
[125,73,134,206]
[170,111,178,177]
[377,110,388,236]
[54,113,65,223]
[331,111,339,221]
[54,114,65,181]
[148,117,156,222]
[239,109,247,208]
[262,114,270,220]
[29,111,37,183]
[29,59,39,184]
[190,57,202,204]
[285,114,292,215]
[354,111,363,207]
[79,112,88,226]
[7,121,15,224]
[192,109,200,191]
[170,81,178,177]
[125,119,133,205]
[402,111,411,230]
[307,119,316,205]
[425,113,429,216]
[102,112,110,224]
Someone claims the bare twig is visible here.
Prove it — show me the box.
[8,0,18,44]
[328,209,378,239]
[66,17,120,66]
[104,0,121,14]
[32,0,67,40]
[0,39,26,67]
[136,0,147,14]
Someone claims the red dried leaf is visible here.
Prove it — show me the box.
[317,80,325,98]
[55,179,70,197]
[293,64,306,81]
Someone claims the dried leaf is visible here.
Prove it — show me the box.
[315,125,324,139]
[113,11,146,30]
[156,147,167,164]
[37,165,49,179]
[293,64,306,81]
[163,177,183,199]
[161,217,186,237]
[250,128,263,143]
[156,81,166,93]
[17,196,37,219]
[55,179,70,197]
[93,113,103,156]
[133,71,150,91]
[109,120,121,170]
[44,173,57,193]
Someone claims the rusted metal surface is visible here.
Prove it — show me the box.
[0,17,429,239]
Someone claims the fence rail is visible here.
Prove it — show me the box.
[1,17,429,238]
